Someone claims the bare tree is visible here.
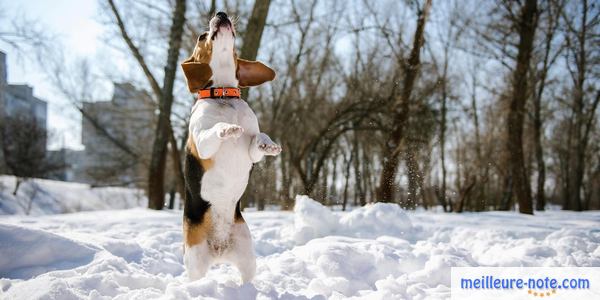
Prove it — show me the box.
[501,0,538,214]
[428,0,469,211]
[561,0,600,211]
[105,0,187,210]
[1,115,62,195]
[0,6,49,57]
[531,0,564,210]
[240,0,272,100]
[377,0,432,203]
[236,0,273,210]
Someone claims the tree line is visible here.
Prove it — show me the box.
[2,0,598,214]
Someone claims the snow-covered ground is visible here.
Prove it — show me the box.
[1,195,599,299]
[0,176,147,215]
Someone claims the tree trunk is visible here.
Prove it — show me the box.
[169,129,185,201]
[456,177,476,213]
[440,99,448,211]
[533,62,548,211]
[168,188,175,209]
[499,175,513,210]
[235,0,272,210]
[439,56,449,212]
[330,151,338,206]
[565,0,593,211]
[208,0,216,17]
[504,0,538,215]
[280,151,293,209]
[147,0,187,210]
[568,133,584,211]
[533,0,560,210]
[13,177,23,196]
[562,119,574,209]
[378,154,400,202]
[321,159,329,203]
[377,0,432,203]
[342,148,353,211]
[240,0,272,100]
[361,146,371,205]
[352,131,366,206]
[533,120,546,211]
[405,144,420,209]
[26,181,38,215]
[471,72,484,211]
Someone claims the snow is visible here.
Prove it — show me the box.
[338,201,412,239]
[291,195,413,243]
[0,224,97,280]
[0,195,599,299]
[0,176,147,215]
[291,195,339,243]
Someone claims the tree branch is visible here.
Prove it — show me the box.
[106,0,163,98]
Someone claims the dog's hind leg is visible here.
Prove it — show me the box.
[184,241,213,281]
[224,222,256,283]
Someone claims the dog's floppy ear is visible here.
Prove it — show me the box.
[181,56,212,93]
[236,59,276,87]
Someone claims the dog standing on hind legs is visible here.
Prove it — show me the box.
[180,11,280,283]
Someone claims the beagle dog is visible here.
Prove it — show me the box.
[180,12,281,283]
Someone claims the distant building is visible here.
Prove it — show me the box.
[1,51,155,187]
[0,52,5,173]
[77,82,156,186]
[0,51,48,174]
[46,148,84,182]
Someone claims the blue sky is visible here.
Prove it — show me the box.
[1,0,104,150]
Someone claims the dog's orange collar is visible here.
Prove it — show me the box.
[198,87,241,99]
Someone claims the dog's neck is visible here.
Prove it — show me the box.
[209,29,238,88]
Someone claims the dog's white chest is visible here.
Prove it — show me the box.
[189,99,259,241]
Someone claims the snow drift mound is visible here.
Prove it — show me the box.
[292,195,338,243]
[0,224,99,279]
[340,202,413,239]
[291,196,413,243]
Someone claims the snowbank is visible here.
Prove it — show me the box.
[0,224,99,279]
[291,195,413,243]
[339,201,413,238]
[0,176,147,215]
[291,195,339,243]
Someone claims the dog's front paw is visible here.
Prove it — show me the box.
[259,142,282,156]
[217,124,244,140]
[257,134,281,156]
